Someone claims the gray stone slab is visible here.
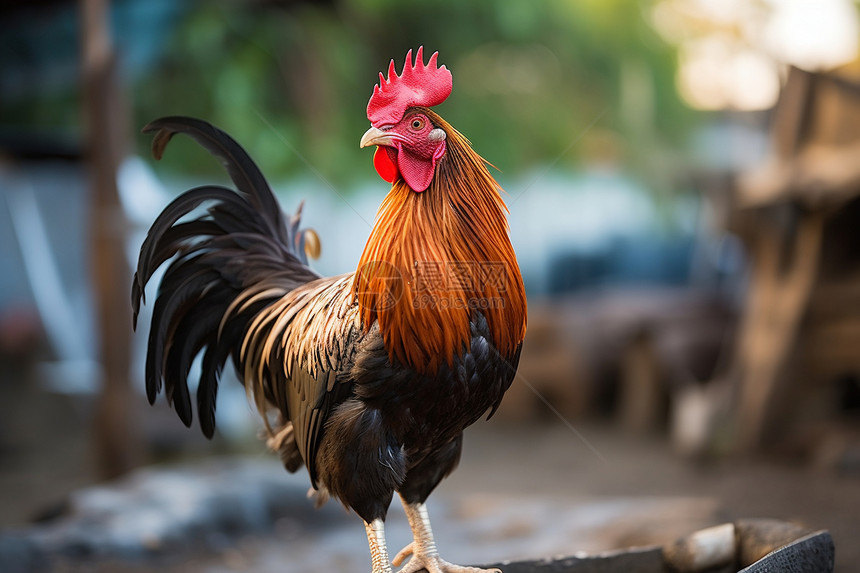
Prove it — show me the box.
[484,546,664,573]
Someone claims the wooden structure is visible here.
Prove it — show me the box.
[727,65,860,451]
[80,0,142,477]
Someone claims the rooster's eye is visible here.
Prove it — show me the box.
[410,117,425,131]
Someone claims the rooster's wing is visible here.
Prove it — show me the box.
[237,273,367,485]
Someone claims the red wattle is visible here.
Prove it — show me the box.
[373,146,399,183]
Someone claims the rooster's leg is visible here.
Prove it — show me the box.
[366,518,394,573]
[392,498,501,573]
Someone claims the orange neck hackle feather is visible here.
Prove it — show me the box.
[354,109,527,374]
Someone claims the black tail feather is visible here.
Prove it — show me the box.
[142,116,286,243]
[133,116,320,437]
[198,343,225,439]
[132,186,249,303]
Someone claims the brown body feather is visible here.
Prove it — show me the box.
[355,109,527,374]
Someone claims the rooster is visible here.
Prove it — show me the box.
[132,47,527,573]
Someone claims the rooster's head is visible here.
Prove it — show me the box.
[360,47,452,193]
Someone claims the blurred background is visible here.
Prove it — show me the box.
[1,0,859,571]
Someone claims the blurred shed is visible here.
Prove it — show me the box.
[727,65,860,452]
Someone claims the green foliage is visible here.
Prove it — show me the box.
[4,0,694,189]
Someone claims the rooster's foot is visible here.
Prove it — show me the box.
[392,542,500,573]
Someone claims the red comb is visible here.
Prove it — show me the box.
[367,47,452,128]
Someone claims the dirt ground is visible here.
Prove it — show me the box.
[1,388,858,573]
[452,419,859,568]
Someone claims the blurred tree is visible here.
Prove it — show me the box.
[129,0,696,189]
[0,0,698,188]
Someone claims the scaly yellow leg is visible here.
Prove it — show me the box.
[392,498,501,573]
[365,518,393,573]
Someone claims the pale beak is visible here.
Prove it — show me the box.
[360,126,394,148]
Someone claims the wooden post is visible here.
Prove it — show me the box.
[733,211,823,451]
[618,328,664,433]
[80,0,142,478]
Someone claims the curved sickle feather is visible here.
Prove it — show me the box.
[143,117,287,242]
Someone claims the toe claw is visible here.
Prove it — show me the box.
[392,542,414,567]
[393,554,501,573]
